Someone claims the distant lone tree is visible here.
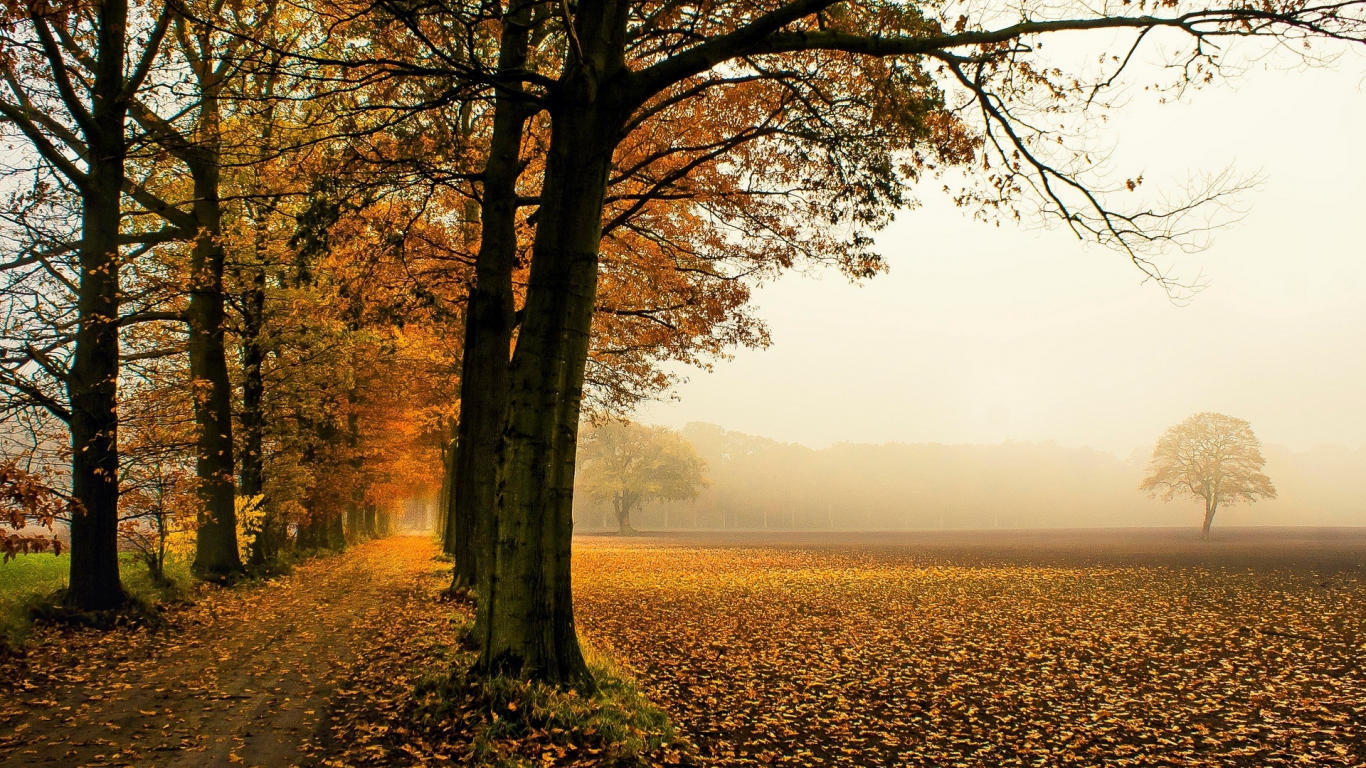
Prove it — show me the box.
[1140,413,1276,538]
[578,422,707,534]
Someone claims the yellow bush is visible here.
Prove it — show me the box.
[236,494,266,562]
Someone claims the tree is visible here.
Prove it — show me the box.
[577,421,707,533]
[126,2,259,579]
[0,0,172,610]
[445,3,537,593]
[1140,412,1277,538]
[461,0,1366,685]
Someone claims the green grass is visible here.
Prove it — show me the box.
[403,635,694,767]
[0,551,192,642]
[0,552,70,639]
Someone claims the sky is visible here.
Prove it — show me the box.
[639,48,1366,456]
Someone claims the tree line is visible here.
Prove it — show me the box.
[582,418,1297,534]
[0,0,1362,688]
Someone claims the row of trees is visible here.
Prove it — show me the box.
[571,415,1279,536]
[0,0,1361,687]
[0,0,470,598]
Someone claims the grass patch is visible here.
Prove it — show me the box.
[406,641,694,767]
[0,552,69,641]
[0,551,193,644]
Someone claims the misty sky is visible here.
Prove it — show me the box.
[641,51,1366,456]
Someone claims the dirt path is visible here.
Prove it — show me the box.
[0,536,446,768]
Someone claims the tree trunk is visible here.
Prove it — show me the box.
[1202,498,1218,539]
[346,502,362,543]
[453,8,535,595]
[442,435,460,555]
[364,505,379,539]
[188,148,242,577]
[240,68,279,568]
[616,494,637,534]
[66,0,132,611]
[477,70,626,684]
[435,434,453,544]
[328,509,346,550]
[344,394,365,545]
[241,254,270,565]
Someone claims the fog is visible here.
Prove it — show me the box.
[590,49,1366,534]
[638,60,1366,457]
[573,423,1366,531]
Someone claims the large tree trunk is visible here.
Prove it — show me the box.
[1202,498,1218,539]
[452,9,535,595]
[240,69,279,568]
[66,0,131,611]
[187,146,242,577]
[477,77,625,684]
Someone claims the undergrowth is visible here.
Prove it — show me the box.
[0,553,69,641]
[317,551,696,767]
[407,640,695,767]
[0,551,192,645]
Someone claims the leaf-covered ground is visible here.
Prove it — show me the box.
[0,537,455,767]
[573,530,1366,767]
[0,536,688,768]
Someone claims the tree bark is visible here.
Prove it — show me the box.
[442,435,460,555]
[345,394,365,545]
[187,137,242,577]
[328,508,346,549]
[452,7,535,595]
[435,434,453,544]
[615,492,637,534]
[66,0,132,611]
[1202,498,1218,539]
[346,501,362,542]
[239,64,280,568]
[477,49,629,684]
[241,251,270,565]
[364,505,378,539]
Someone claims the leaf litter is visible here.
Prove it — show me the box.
[4,534,1361,768]
[0,536,691,768]
[573,538,1366,767]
